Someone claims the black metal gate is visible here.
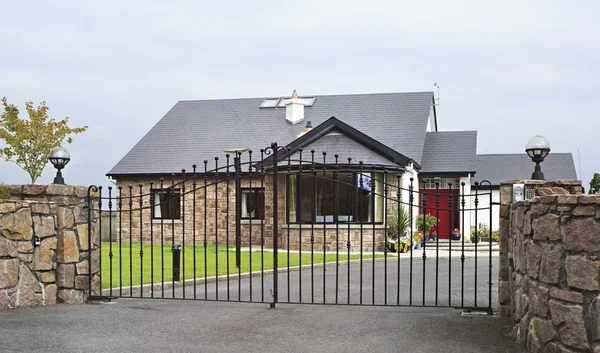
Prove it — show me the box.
[88,143,497,313]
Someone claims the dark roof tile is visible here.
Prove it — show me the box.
[107,92,433,175]
[420,131,477,173]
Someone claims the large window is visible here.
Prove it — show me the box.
[152,189,181,220]
[241,188,265,219]
[287,172,383,224]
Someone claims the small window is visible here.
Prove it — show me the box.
[277,97,315,107]
[260,99,280,108]
[302,97,315,106]
[152,189,181,220]
[241,188,265,219]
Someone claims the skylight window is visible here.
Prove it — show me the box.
[260,99,280,108]
[303,97,316,106]
[276,97,316,107]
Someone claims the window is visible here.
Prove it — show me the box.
[260,99,280,108]
[152,189,181,220]
[277,97,316,107]
[287,172,383,224]
[241,188,265,219]
[421,177,460,189]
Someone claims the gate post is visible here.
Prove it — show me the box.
[271,142,279,308]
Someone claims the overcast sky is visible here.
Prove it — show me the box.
[1,0,598,190]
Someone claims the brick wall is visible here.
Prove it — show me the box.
[113,171,403,252]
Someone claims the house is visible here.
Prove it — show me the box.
[106,90,577,251]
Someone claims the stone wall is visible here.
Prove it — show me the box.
[0,201,58,308]
[1,184,100,309]
[498,180,600,352]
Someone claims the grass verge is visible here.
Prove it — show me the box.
[100,243,385,289]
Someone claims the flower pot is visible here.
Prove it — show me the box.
[451,235,461,241]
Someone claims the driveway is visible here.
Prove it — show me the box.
[0,257,524,353]
[113,255,498,310]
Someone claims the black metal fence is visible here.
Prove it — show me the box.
[88,143,496,313]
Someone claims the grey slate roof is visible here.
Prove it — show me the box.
[287,130,399,167]
[474,153,577,185]
[107,92,434,176]
[420,131,477,173]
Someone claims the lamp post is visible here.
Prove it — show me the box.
[224,148,249,268]
[48,146,71,184]
[525,135,551,180]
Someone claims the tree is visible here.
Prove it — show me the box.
[590,173,600,194]
[0,97,88,183]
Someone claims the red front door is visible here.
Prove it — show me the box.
[421,189,459,239]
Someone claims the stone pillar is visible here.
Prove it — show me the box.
[8,184,100,304]
[0,201,58,309]
[498,182,513,320]
[496,180,600,352]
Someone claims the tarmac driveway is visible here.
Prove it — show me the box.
[0,257,524,353]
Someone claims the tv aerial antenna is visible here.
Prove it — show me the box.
[434,83,441,106]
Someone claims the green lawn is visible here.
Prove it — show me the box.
[100,243,384,289]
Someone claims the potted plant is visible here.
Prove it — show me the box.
[397,235,410,253]
[416,214,438,241]
[413,231,422,249]
[386,235,397,252]
[388,205,409,253]
[452,228,461,241]
[492,229,500,245]
[389,205,410,238]
[470,228,482,243]
[431,231,437,242]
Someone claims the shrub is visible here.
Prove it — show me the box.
[492,229,500,244]
[389,205,410,239]
[0,184,9,200]
[416,214,438,236]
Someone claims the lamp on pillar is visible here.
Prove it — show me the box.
[224,148,249,268]
[48,146,71,184]
[525,135,551,180]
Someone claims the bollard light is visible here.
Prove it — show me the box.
[172,244,181,281]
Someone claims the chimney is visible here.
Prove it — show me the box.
[305,121,312,133]
[285,89,305,124]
